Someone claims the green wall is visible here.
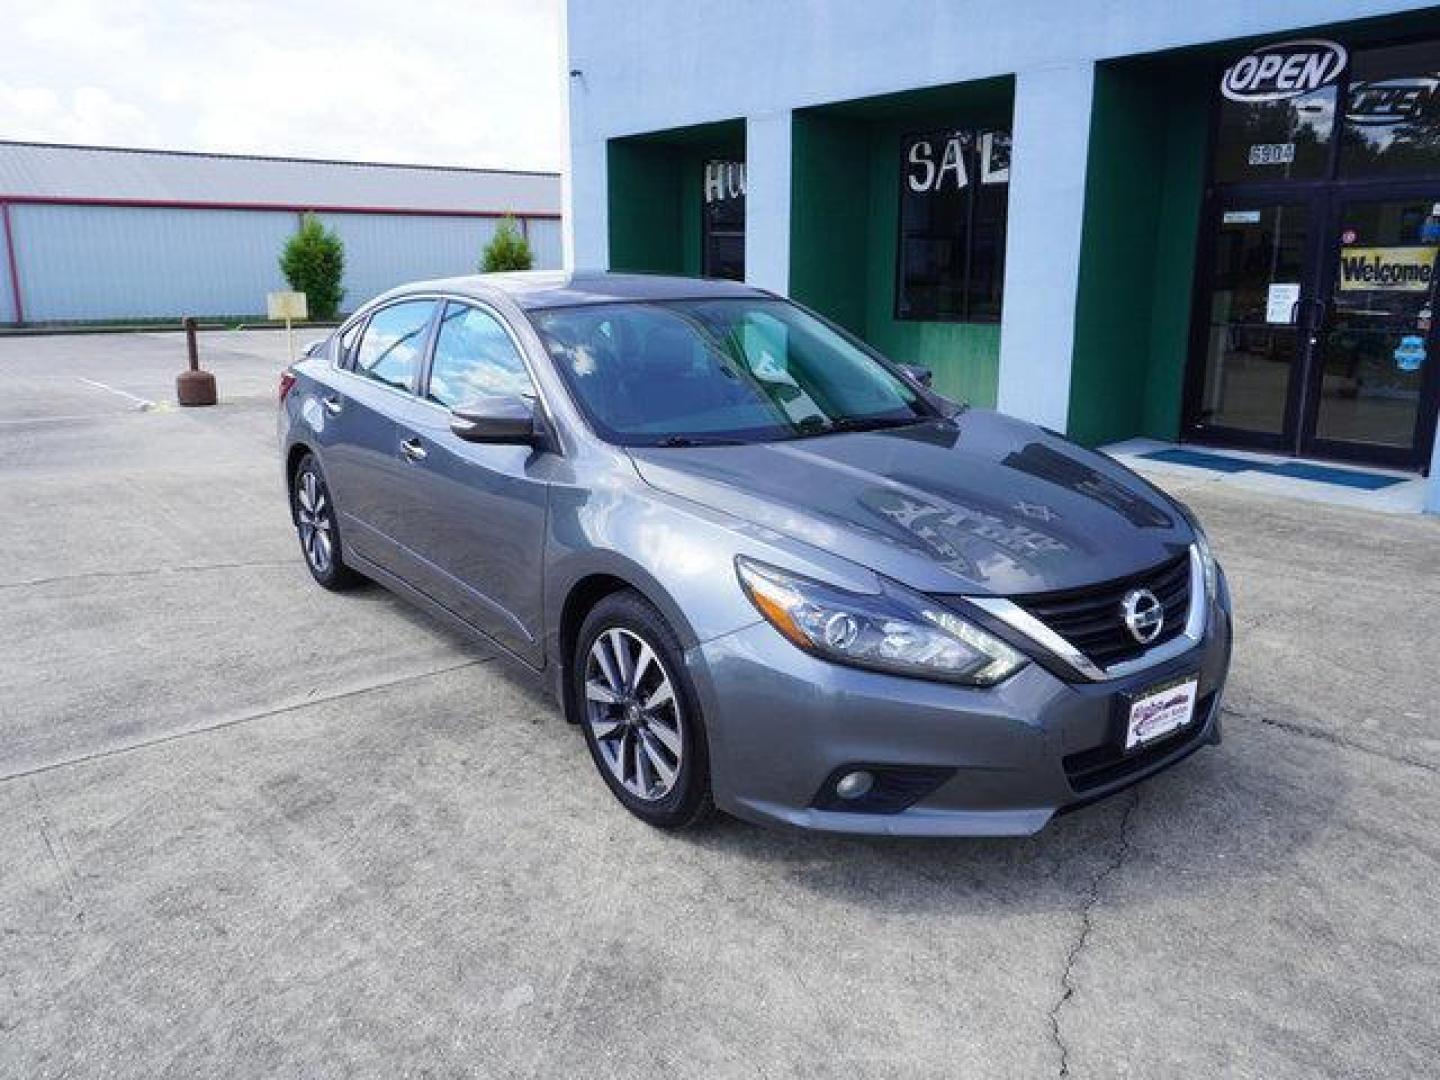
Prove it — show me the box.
[790,113,870,334]
[608,120,745,278]
[1065,59,1221,446]
[790,80,1013,407]
[608,140,685,274]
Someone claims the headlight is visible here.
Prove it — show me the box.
[735,556,1027,686]
[1175,502,1219,600]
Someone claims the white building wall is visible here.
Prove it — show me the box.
[744,113,792,295]
[994,64,1095,432]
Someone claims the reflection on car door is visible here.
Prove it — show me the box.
[319,299,437,575]
[385,300,549,664]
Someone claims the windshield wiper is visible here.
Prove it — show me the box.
[650,435,747,448]
[788,415,924,439]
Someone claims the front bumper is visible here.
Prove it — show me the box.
[685,571,1232,836]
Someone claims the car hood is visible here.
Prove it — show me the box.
[626,410,1192,597]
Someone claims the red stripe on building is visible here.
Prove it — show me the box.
[0,194,560,220]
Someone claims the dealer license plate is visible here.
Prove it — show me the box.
[1125,676,1199,751]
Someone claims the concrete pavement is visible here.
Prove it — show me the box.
[1,330,1436,1078]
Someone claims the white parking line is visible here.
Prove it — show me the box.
[76,377,155,410]
[0,413,134,426]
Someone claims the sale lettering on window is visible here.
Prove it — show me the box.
[897,129,1010,323]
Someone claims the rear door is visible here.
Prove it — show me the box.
[384,299,550,663]
[319,298,438,575]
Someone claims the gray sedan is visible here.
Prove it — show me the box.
[278,272,1232,836]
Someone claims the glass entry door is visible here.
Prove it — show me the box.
[1305,194,1440,467]
[1188,191,1440,469]
[1190,197,1320,449]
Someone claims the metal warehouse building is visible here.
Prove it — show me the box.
[567,0,1440,511]
[0,141,561,324]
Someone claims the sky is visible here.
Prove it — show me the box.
[0,0,567,172]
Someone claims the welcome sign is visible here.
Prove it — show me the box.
[1337,246,1439,292]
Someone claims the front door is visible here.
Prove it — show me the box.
[385,300,549,665]
[1188,190,1440,469]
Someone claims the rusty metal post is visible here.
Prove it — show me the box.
[175,316,217,406]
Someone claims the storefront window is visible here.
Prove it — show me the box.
[1213,39,1346,183]
[1339,42,1440,177]
[702,160,745,280]
[896,129,1009,323]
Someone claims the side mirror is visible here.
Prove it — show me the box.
[450,395,537,444]
[302,339,326,359]
[898,363,934,387]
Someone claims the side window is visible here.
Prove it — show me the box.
[426,302,534,408]
[353,300,435,392]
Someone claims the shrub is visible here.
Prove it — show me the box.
[279,214,345,319]
[481,216,534,272]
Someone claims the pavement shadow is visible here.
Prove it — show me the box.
[375,595,1352,922]
[668,715,1350,918]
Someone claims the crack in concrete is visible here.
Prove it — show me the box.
[0,560,298,593]
[1221,706,1438,775]
[1048,788,1140,1078]
[30,779,85,928]
[0,658,491,785]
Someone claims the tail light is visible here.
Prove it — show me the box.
[279,370,298,402]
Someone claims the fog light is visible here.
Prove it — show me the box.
[834,770,874,800]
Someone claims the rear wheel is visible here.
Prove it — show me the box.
[575,591,714,829]
[291,454,361,590]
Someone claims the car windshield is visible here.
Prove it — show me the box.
[528,298,936,446]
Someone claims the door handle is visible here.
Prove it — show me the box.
[399,436,428,462]
[1304,298,1328,346]
[322,394,343,416]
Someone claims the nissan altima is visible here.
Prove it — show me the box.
[278,271,1231,835]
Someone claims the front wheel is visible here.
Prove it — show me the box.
[575,591,714,829]
[291,454,361,591]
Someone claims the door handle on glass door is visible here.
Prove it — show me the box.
[1306,299,1328,346]
[400,437,427,462]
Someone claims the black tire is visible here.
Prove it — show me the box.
[290,453,362,591]
[574,590,714,829]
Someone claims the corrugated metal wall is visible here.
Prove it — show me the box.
[12,204,297,321]
[0,215,14,323]
[5,203,562,322]
[317,212,500,307]
[526,218,563,270]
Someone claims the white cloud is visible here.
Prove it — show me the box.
[0,0,565,171]
[0,83,160,145]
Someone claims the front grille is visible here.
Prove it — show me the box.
[1015,552,1191,669]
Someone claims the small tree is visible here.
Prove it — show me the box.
[481,215,534,272]
[279,213,345,319]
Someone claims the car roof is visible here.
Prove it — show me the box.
[386,270,774,311]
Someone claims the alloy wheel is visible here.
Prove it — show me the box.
[584,627,684,801]
[295,469,335,575]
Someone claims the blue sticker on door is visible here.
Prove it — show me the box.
[1394,334,1427,372]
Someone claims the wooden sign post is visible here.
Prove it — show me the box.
[267,291,309,362]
